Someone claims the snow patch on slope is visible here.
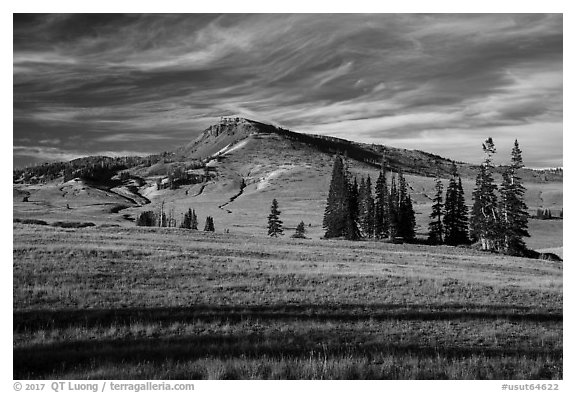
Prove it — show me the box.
[224,139,249,155]
[214,139,250,157]
[256,165,296,190]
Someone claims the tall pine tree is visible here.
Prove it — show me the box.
[471,137,500,251]
[268,198,284,237]
[455,177,469,244]
[363,176,375,238]
[388,175,399,240]
[358,176,378,239]
[191,209,198,230]
[180,208,192,229]
[323,156,359,240]
[349,177,360,226]
[397,171,416,241]
[444,163,469,246]
[428,177,444,244]
[443,166,458,245]
[401,194,416,241]
[499,140,530,255]
[323,156,349,238]
[374,167,390,239]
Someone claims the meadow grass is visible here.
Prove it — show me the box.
[13,224,562,379]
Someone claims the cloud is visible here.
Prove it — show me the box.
[95,133,176,143]
[13,14,562,168]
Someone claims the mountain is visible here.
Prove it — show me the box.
[13,117,563,248]
[175,117,562,181]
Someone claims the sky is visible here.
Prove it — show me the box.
[13,13,563,168]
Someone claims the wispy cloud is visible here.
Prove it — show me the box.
[13,14,562,168]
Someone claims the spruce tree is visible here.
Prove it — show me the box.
[349,177,359,225]
[344,170,361,240]
[180,208,192,229]
[396,171,416,241]
[374,168,389,239]
[191,209,198,230]
[292,221,306,238]
[204,216,215,232]
[388,175,399,240]
[444,164,469,246]
[443,169,458,245]
[499,140,530,255]
[428,177,444,244]
[357,177,368,236]
[323,156,353,239]
[402,195,416,241]
[363,176,375,238]
[470,137,500,251]
[454,177,470,244]
[268,198,284,237]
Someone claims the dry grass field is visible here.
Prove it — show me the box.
[13,223,562,379]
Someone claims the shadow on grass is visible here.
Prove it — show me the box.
[14,331,562,379]
[14,303,562,332]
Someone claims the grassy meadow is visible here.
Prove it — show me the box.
[13,223,562,379]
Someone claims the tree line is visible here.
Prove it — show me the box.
[428,138,532,256]
[320,138,534,257]
[534,208,561,220]
[136,203,215,232]
[469,138,530,255]
[13,154,171,184]
[427,163,469,246]
[322,156,416,241]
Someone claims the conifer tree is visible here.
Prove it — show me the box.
[443,169,458,245]
[268,198,284,237]
[292,221,306,238]
[388,175,399,240]
[374,174,384,239]
[396,171,416,241]
[499,140,530,255]
[203,216,215,232]
[180,208,192,229]
[191,209,198,230]
[444,164,469,245]
[357,177,368,235]
[374,167,390,239]
[455,177,470,244]
[362,176,375,238]
[428,177,444,244]
[349,177,359,225]
[470,137,500,251]
[323,156,353,239]
[402,195,416,241]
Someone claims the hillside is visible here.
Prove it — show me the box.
[13,117,563,251]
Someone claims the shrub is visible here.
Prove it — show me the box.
[50,221,96,228]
